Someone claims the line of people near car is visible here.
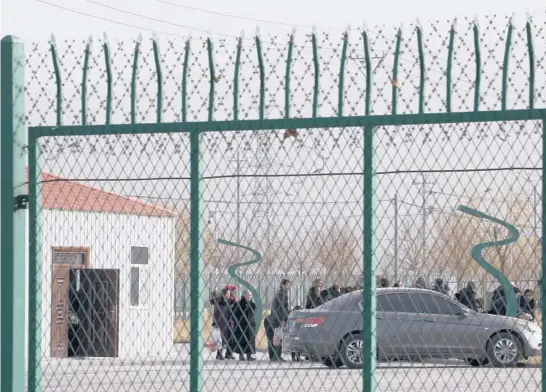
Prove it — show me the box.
[209,285,258,361]
[379,276,537,321]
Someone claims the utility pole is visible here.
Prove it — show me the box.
[393,193,399,282]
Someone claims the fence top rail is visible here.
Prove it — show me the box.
[29,109,546,138]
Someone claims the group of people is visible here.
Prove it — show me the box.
[380,276,537,320]
[304,279,362,309]
[209,285,258,361]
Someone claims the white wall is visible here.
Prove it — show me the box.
[26,210,175,359]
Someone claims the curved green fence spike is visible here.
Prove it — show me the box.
[218,239,263,334]
[392,27,402,115]
[255,35,265,120]
[446,19,456,113]
[103,35,112,125]
[473,21,481,112]
[49,36,63,126]
[233,36,243,121]
[457,205,520,318]
[526,18,535,109]
[362,26,372,115]
[501,19,514,111]
[416,23,426,114]
[182,39,190,122]
[206,37,216,122]
[131,35,142,124]
[338,30,349,117]
[81,37,91,125]
[284,32,294,119]
[311,29,319,118]
[152,37,163,123]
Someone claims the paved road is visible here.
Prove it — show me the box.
[36,351,541,392]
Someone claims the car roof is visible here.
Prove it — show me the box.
[347,288,441,296]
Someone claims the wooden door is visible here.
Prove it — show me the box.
[50,266,70,358]
[79,269,120,357]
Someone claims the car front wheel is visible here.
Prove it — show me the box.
[486,332,522,367]
[340,333,363,369]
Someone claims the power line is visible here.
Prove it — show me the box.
[37,0,188,39]
[156,0,345,31]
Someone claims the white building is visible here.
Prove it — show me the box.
[28,171,175,359]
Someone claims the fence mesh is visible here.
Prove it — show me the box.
[14,9,546,392]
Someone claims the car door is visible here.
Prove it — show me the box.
[415,292,483,359]
[376,293,426,359]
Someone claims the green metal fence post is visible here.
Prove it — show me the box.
[49,35,62,126]
[392,27,402,115]
[362,23,372,116]
[285,30,295,119]
[501,17,514,111]
[338,29,349,117]
[182,39,191,122]
[131,34,142,124]
[103,33,113,125]
[255,29,265,120]
[81,36,92,125]
[152,35,163,123]
[311,26,320,118]
[0,35,26,392]
[416,20,426,114]
[362,124,376,391]
[473,20,481,112]
[446,19,456,113]
[28,133,42,392]
[189,128,205,392]
[526,15,535,109]
[206,36,215,122]
[233,34,243,121]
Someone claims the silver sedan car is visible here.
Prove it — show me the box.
[284,288,542,368]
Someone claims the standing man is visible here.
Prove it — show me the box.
[264,279,292,362]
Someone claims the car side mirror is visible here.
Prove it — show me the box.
[456,310,469,318]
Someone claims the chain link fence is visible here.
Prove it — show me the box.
[1,9,546,392]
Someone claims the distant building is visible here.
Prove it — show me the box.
[27,171,175,359]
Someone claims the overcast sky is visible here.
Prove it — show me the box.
[2,0,545,41]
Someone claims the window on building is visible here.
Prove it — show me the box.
[130,246,149,307]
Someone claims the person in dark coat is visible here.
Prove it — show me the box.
[489,285,521,316]
[519,289,536,320]
[305,279,324,309]
[433,278,449,295]
[264,279,291,361]
[321,284,342,303]
[212,288,236,360]
[414,277,426,289]
[457,282,478,311]
[232,290,257,361]
[379,277,390,288]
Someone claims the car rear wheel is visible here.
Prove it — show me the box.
[486,332,522,367]
[340,333,363,369]
[322,357,344,368]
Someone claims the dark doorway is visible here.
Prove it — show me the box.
[68,269,120,357]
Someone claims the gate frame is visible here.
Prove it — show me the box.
[21,109,546,392]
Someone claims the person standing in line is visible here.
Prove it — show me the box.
[264,279,292,362]
[305,279,324,309]
[212,288,236,360]
[233,290,257,361]
[519,289,536,320]
[457,282,478,311]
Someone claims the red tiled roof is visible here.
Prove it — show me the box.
[27,170,174,217]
